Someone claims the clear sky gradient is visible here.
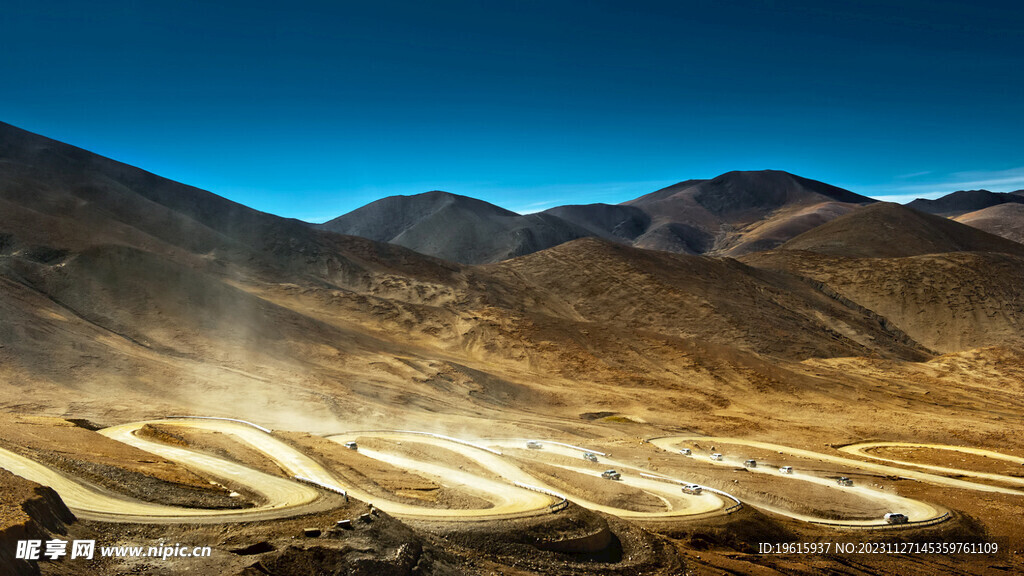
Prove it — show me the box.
[4,1,1022,221]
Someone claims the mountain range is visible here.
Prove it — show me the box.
[3,119,1024,431]
[320,170,1023,265]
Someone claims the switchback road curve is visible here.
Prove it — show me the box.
[648,436,962,528]
[838,442,1024,488]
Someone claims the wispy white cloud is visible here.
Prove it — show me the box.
[894,170,932,179]
[937,166,1024,191]
[512,199,563,212]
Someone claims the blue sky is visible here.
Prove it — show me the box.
[3,1,1022,221]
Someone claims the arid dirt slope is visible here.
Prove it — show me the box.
[955,202,1024,244]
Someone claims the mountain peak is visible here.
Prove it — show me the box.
[318,190,589,264]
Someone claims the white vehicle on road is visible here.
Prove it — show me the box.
[526,441,543,449]
[679,448,692,456]
[710,453,723,461]
[779,466,793,474]
[680,484,702,495]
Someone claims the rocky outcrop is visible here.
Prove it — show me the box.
[0,469,76,576]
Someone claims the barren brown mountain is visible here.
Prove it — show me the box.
[955,202,1024,244]
[318,191,593,264]
[776,201,1024,258]
[618,170,876,256]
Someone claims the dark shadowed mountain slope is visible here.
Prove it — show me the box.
[954,203,1024,244]
[0,121,482,426]
[778,202,1024,258]
[319,191,592,264]
[0,120,460,288]
[540,203,651,242]
[906,190,1024,217]
[626,170,871,216]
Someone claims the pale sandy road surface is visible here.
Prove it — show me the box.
[338,434,730,520]
[8,418,1011,529]
[0,418,334,523]
[325,432,561,520]
[840,442,1024,487]
[486,439,730,519]
[651,436,1024,496]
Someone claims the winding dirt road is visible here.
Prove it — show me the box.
[839,442,1024,488]
[2,417,1017,529]
[0,418,336,523]
[336,433,731,521]
[485,439,732,520]
[648,436,957,527]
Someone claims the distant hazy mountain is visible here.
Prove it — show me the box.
[318,191,592,264]
[777,202,1024,258]
[906,190,1024,217]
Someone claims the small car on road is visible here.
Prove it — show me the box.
[601,469,621,480]
[526,441,543,449]
[583,452,598,462]
[836,476,854,487]
[779,466,793,474]
[681,484,702,495]
[884,513,909,524]
[710,453,724,461]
